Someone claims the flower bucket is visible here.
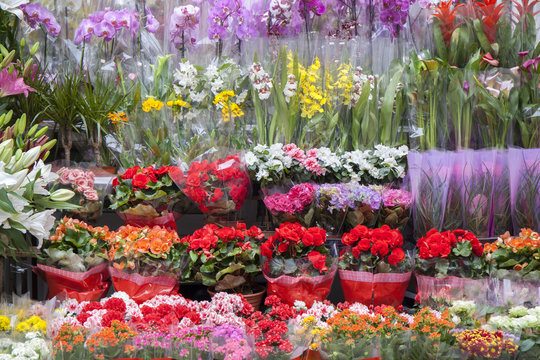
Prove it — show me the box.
[35,263,110,301]
[264,267,336,307]
[109,266,179,304]
[339,270,412,306]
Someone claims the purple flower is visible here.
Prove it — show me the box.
[463,81,470,95]
[95,20,116,41]
[0,67,34,98]
[145,7,159,33]
[169,5,200,47]
[379,0,410,40]
[20,3,61,37]
[74,19,96,45]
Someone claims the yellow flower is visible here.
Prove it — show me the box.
[0,316,10,331]
[142,97,164,112]
[15,321,30,332]
[167,98,190,108]
[213,90,236,106]
[108,112,128,124]
[221,102,244,122]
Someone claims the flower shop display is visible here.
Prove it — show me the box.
[110,165,189,230]
[180,222,266,309]
[485,229,540,307]
[176,154,250,224]
[260,222,336,307]
[339,225,412,306]
[106,225,187,303]
[415,229,489,306]
[263,183,316,228]
[344,182,382,230]
[54,167,102,222]
[37,217,111,301]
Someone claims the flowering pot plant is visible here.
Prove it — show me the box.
[260,222,335,307]
[55,167,102,222]
[313,183,349,235]
[379,188,413,231]
[339,225,412,306]
[38,217,111,301]
[415,229,488,306]
[178,154,250,224]
[344,183,382,230]
[110,165,189,230]
[453,329,518,360]
[180,223,264,295]
[263,183,316,228]
[106,225,188,303]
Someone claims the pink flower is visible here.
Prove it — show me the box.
[302,157,324,175]
[84,189,99,201]
[58,168,71,185]
[76,178,90,189]
[283,143,306,162]
[382,189,413,207]
[0,67,34,97]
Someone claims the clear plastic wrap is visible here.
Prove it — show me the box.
[509,148,540,233]
[313,183,349,235]
[344,182,382,230]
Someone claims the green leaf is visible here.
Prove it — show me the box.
[433,23,448,60]
[216,263,244,281]
[435,259,449,276]
[380,70,403,144]
[0,189,17,214]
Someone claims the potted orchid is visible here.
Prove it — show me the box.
[260,222,336,307]
[181,223,266,309]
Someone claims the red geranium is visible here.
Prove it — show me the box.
[132,173,150,189]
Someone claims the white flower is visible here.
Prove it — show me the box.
[190,91,206,103]
[244,152,258,167]
[205,64,219,79]
[255,169,269,181]
[236,89,248,104]
[26,210,56,248]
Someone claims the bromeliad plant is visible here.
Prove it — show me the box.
[416,229,487,278]
[180,223,264,294]
[260,222,331,277]
[42,217,110,272]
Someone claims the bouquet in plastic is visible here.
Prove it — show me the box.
[55,167,102,222]
[485,229,540,306]
[180,154,250,223]
[379,188,413,231]
[339,225,412,306]
[260,222,335,307]
[263,183,316,228]
[313,183,349,235]
[180,223,264,297]
[37,217,111,301]
[415,229,488,306]
[344,183,382,230]
[110,165,188,230]
[106,225,187,303]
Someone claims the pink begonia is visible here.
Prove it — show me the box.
[382,189,413,208]
[264,183,315,214]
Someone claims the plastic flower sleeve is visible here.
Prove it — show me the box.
[344,182,381,230]
[509,148,540,233]
[176,150,250,224]
[492,150,512,237]
[379,186,413,233]
[313,183,348,235]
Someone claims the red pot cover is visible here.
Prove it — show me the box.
[109,266,179,304]
[35,263,110,301]
[117,211,180,231]
[415,274,487,304]
[339,270,412,307]
[264,268,336,307]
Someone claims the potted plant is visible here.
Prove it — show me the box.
[415,228,488,307]
[54,168,102,222]
[106,225,187,303]
[38,217,111,301]
[339,225,412,306]
[379,188,413,232]
[110,165,191,230]
[181,223,266,309]
[260,222,336,307]
[263,183,316,228]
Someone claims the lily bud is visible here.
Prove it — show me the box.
[50,189,75,202]
[20,146,41,168]
[30,42,39,56]
[34,126,48,138]
[23,58,34,78]
[0,50,15,70]
[27,124,39,138]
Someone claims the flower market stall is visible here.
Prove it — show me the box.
[0,0,539,359]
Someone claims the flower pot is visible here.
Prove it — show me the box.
[207,286,266,311]
[292,350,324,360]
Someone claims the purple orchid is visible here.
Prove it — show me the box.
[0,68,34,98]
[145,7,159,34]
[379,0,412,40]
[169,5,200,50]
[95,20,116,42]
[20,3,61,37]
[73,8,141,45]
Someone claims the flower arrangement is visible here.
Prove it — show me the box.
[179,155,250,222]
[110,165,188,229]
[453,329,518,360]
[0,331,50,360]
[416,229,486,278]
[180,223,264,295]
[52,323,88,360]
[379,188,413,230]
[263,183,316,227]
[55,168,101,221]
[86,320,138,360]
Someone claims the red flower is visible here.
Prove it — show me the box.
[211,188,224,202]
[278,242,289,253]
[102,298,126,313]
[156,166,172,176]
[261,240,273,258]
[276,222,305,243]
[169,167,185,185]
[350,225,369,239]
[120,166,140,180]
[388,248,405,265]
[132,173,150,189]
[186,174,201,187]
[371,241,389,257]
[142,166,158,183]
[302,227,326,247]
[112,177,119,187]
[101,310,125,327]
[482,53,499,66]
[342,232,358,247]
[357,239,371,251]
[308,250,328,273]
[432,0,464,46]
[216,227,237,241]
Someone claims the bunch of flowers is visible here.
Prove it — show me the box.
[180,223,264,294]
[210,324,253,360]
[180,155,250,219]
[485,228,540,278]
[344,183,382,229]
[416,229,487,278]
[379,188,413,230]
[106,225,186,276]
[167,326,212,359]
[208,0,256,44]
[110,165,187,228]
[263,183,316,227]
[313,183,349,234]
[0,331,50,360]
[14,316,47,334]
[42,217,109,272]
[55,168,101,221]
[453,329,518,359]
[21,3,61,36]
[52,323,87,360]
[261,222,331,277]
[340,225,407,272]
[86,320,138,359]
